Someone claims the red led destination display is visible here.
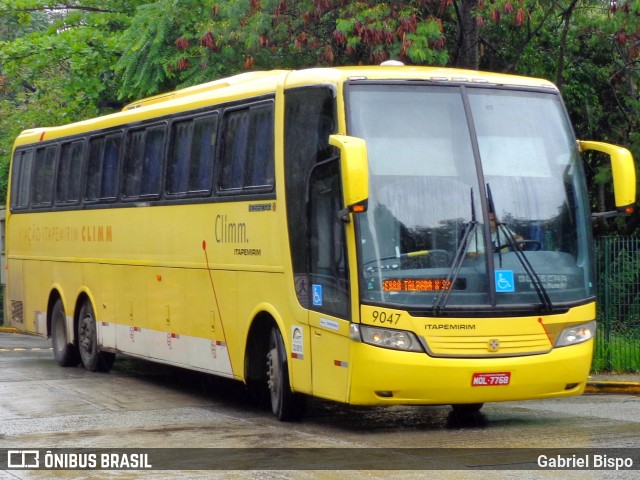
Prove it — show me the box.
[382,278,466,292]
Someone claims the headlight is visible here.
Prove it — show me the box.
[351,324,424,352]
[555,320,596,347]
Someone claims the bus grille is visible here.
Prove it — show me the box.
[423,333,552,357]
[11,300,24,324]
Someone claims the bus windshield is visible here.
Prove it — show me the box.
[347,83,593,313]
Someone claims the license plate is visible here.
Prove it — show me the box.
[471,372,511,387]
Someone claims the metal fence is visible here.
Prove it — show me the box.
[594,237,640,372]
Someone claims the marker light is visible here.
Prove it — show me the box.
[555,320,596,347]
[351,324,424,352]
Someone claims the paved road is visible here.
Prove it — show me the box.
[0,331,639,479]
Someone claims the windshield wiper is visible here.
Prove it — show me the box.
[488,184,553,312]
[433,188,477,315]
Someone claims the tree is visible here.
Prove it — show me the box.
[1,0,638,236]
[455,0,479,69]
[474,1,640,234]
[0,1,147,201]
[0,1,143,111]
[113,0,455,99]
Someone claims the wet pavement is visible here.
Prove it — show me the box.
[0,328,51,350]
[1,328,639,479]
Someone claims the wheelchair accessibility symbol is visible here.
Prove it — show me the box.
[312,284,323,306]
[495,270,515,293]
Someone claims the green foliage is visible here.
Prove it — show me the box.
[1,0,639,235]
[112,1,454,99]
[114,1,178,96]
[593,332,640,373]
[114,0,224,97]
[0,0,147,203]
[475,1,640,232]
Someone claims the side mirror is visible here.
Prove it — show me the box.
[329,134,369,214]
[578,140,636,213]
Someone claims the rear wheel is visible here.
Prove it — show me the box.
[51,299,80,367]
[77,299,115,372]
[266,326,305,421]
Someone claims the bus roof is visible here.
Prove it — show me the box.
[121,70,290,111]
[13,65,557,147]
[284,65,557,90]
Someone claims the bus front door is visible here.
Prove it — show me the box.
[307,158,351,402]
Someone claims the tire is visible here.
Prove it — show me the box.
[77,299,115,373]
[266,326,306,421]
[51,299,80,367]
[451,403,484,413]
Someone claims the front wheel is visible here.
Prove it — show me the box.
[77,299,115,372]
[266,326,306,421]
[51,299,80,367]
[451,403,484,413]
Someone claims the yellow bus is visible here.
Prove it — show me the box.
[6,66,636,420]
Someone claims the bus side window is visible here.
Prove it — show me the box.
[10,149,34,210]
[220,109,249,191]
[86,133,122,202]
[167,114,218,196]
[124,129,146,198]
[57,140,84,205]
[141,125,166,196]
[219,101,274,193]
[246,104,274,189]
[86,137,105,201]
[191,115,218,192]
[101,134,122,199]
[31,145,57,207]
[124,125,166,198]
[168,120,194,195]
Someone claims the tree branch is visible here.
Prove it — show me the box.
[0,5,122,15]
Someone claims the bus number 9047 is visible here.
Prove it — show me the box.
[371,310,401,325]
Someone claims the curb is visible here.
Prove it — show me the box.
[585,381,640,395]
[0,327,18,333]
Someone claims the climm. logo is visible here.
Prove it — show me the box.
[214,215,248,244]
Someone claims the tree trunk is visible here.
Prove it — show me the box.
[557,0,579,88]
[455,0,479,70]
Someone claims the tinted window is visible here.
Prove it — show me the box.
[142,126,165,195]
[86,133,122,201]
[190,116,217,191]
[167,114,218,195]
[102,135,121,198]
[284,87,338,308]
[32,145,57,206]
[10,149,34,209]
[57,140,84,204]
[219,102,274,192]
[124,125,166,198]
[124,130,146,197]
